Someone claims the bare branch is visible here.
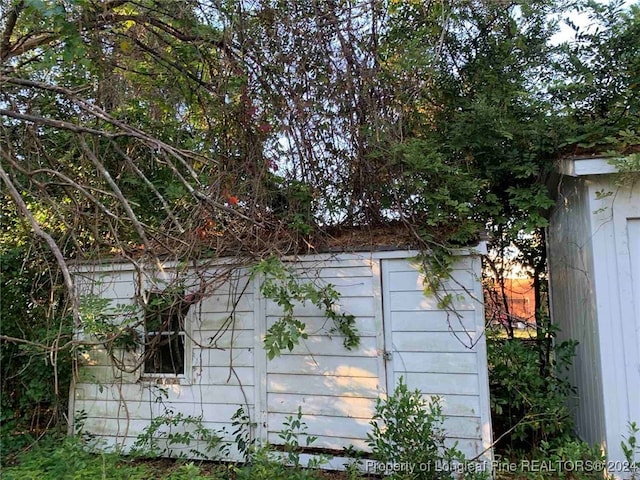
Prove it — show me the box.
[1,75,213,164]
[109,140,186,233]
[1,150,120,219]
[0,108,120,137]
[0,161,80,326]
[99,12,224,46]
[0,0,24,62]
[2,32,56,64]
[77,134,152,250]
[0,0,180,64]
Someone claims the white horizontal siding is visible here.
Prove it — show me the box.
[267,413,372,442]
[268,393,376,418]
[192,366,254,385]
[393,372,480,396]
[387,267,476,292]
[82,434,245,460]
[76,398,248,423]
[383,256,474,272]
[389,331,481,352]
[266,433,370,452]
[265,296,375,317]
[75,382,253,406]
[82,417,232,439]
[269,315,378,337]
[315,276,376,297]
[75,271,137,301]
[196,311,253,331]
[387,290,478,311]
[267,355,380,377]
[200,293,253,314]
[71,251,490,466]
[393,351,478,374]
[76,365,138,384]
[422,394,482,417]
[264,260,384,453]
[193,346,253,367]
[72,262,256,460]
[389,310,476,332]
[268,335,379,357]
[267,374,381,397]
[383,258,491,461]
[191,328,253,348]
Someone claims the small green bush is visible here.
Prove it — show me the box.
[366,377,483,479]
[488,333,577,452]
[130,409,227,460]
[233,407,327,480]
[621,421,640,480]
[488,327,614,479]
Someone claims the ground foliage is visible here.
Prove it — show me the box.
[486,327,618,480]
[1,0,640,457]
[366,377,480,480]
[488,330,577,452]
[2,387,486,479]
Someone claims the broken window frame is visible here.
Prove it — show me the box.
[141,289,190,379]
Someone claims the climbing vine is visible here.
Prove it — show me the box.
[251,256,359,360]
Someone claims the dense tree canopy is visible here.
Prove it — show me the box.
[1,0,639,439]
[2,0,638,258]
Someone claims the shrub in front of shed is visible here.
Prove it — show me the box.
[367,377,486,480]
[488,330,577,452]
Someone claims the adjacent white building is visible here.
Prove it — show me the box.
[548,156,640,476]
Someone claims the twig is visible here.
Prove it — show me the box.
[0,163,80,327]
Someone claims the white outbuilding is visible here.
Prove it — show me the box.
[70,246,492,469]
[548,156,640,476]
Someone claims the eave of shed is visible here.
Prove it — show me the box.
[69,244,487,274]
[559,156,618,177]
[67,222,487,269]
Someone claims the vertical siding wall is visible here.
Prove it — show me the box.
[548,176,606,446]
[586,177,640,468]
[549,170,640,472]
[71,251,491,463]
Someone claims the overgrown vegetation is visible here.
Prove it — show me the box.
[367,377,487,480]
[232,407,330,480]
[487,326,611,479]
[3,387,486,479]
[130,409,228,460]
[488,328,578,452]
[0,245,73,459]
[251,255,359,359]
[2,435,151,480]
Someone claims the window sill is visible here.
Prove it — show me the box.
[139,375,191,386]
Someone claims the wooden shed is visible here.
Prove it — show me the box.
[70,248,492,468]
[548,156,640,474]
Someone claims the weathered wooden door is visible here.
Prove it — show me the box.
[380,256,493,459]
[261,255,388,454]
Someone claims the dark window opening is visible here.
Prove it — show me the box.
[143,290,189,376]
